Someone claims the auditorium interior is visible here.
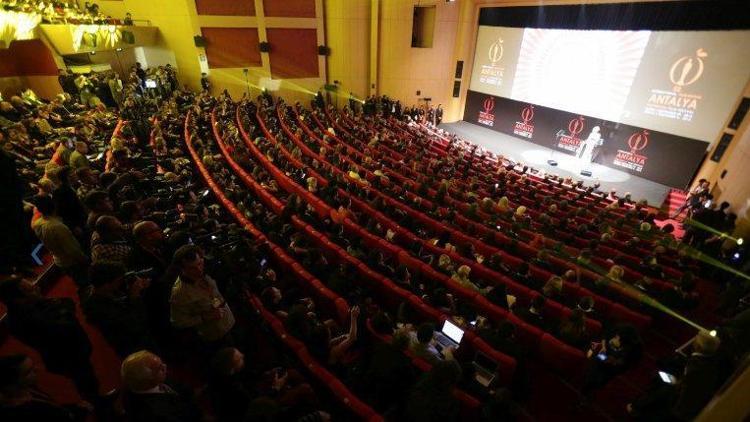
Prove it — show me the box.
[2,0,750,421]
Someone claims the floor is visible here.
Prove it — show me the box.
[440,121,673,206]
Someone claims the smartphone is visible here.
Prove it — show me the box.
[596,353,607,361]
[658,371,677,384]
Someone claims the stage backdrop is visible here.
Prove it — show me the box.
[464,89,707,187]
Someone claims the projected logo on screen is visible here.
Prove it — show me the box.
[513,105,535,139]
[479,37,506,88]
[556,116,586,152]
[478,96,496,126]
[645,48,706,123]
[613,130,649,172]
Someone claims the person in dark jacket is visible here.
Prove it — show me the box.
[405,360,462,422]
[0,278,99,400]
[82,261,155,358]
[0,354,90,421]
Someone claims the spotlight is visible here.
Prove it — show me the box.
[738,238,744,245]
[89,51,96,55]
[709,330,717,337]
[116,48,122,52]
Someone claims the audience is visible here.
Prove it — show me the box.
[0,69,745,422]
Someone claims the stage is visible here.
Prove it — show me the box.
[439,121,673,206]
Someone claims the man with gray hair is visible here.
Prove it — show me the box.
[121,350,201,422]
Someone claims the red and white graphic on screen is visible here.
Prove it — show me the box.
[479,37,505,87]
[556,116,586,152]
[645,48,706,122]
[614,129,649,172]
[513,104,535,139]
[477,96,496,126]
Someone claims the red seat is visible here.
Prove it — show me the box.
[539,334,587,383]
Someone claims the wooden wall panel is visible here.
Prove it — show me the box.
[196,0,255,16]
[266,28,319,79]
[201,27,262,68]
[263,0,316,18]
[0,40,58,77]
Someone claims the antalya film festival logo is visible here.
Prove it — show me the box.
[483,96,495,114]
[569,116,585,138]
[488,37,504,66]
[627,130,649,153]
[513,104,535,139]
[670,48,707,93]
[478,96,496,126]
[520,105,534,124]
[613,129,649,172]
[556,116,586,152]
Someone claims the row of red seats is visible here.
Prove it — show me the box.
[232,106,518,384]
[183,111,380,420]
[245,104,590,380]
[289,105,651,333]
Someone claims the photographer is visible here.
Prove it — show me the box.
[82,261,156,358]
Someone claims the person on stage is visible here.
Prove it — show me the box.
[578,126,603,164]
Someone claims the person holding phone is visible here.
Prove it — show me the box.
[580,325,642,400]
[627,330,722,420]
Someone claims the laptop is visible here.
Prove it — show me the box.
[473,352,499,387]
[434,320,465,351]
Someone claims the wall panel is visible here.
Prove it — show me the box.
[263,0,316,18]
[201,27,262,68]
[266,28,318,78]
[196,0,255,16]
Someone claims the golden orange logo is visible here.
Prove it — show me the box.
[670,48,707,92]
[488,37,504,66]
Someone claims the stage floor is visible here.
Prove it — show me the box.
[439,121,672,206]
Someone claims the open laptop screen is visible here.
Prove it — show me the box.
[441,320,465,344]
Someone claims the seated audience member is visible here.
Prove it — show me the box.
[91,215,133,265]
[513,294,550,331]
[309,306,360,366]
[513,262,533,287]
[542,276,564,300]
[594,265,625,291]
[0,354,89,421]
[486,282,513,309]
[209,348,321,420]
[169,245,235,346]
[84,190,114,230]
[207,347,254,421]
[83,261,155,358]
[120,350,202,422]
[405,360,462,422]
[130,221,168,276]
[366,330,416,409]
[0,278,99,400]
[582,325,642,397]
[451,264,491,295]
[558,309,589,349]
[406,322,443,364]
[31,195,89,285]
[485,253,511,274]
